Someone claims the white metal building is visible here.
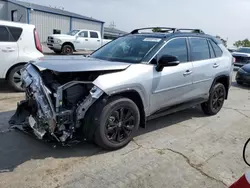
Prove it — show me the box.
[0,0,104,42]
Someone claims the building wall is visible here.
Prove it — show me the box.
[7,2,27,23]
[0,1,7,20]
[29,10,70,42]
[72,18,102,36]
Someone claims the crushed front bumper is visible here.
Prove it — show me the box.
[9,63,104,143]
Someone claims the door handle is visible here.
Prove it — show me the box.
[213,63,219,68]
[85,39,88,41]
[183,70,193,76]
[97,40,100,42]
[2,47,15,52]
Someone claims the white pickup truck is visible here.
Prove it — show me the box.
[47,29,111,55]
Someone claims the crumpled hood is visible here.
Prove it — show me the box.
[232,52,250,57]
[33,56,131,72]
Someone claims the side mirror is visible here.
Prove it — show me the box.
[156,55,180,72]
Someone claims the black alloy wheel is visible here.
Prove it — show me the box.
[201,83,226,115]
[211,86,225,111]
[105,107,135,144]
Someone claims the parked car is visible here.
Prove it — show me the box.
[47,29,112,55]
[232,47,250,68]
[0,20,44,91]
[10,27,234,150]
[236,64,250,85]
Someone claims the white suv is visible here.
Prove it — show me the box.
[0,21,44,91]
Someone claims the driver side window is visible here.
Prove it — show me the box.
[78,31,88,38]
[152,38,188,64]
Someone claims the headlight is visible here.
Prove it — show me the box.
[239,68,247,74]
[55,39,62,43]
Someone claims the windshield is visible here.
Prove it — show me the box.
[67,30,80,36]
[91,35,162,63]
[236,48,250,54]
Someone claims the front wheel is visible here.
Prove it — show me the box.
[93,97,140,150]
[201,83,226,115]
[62,45,73,55]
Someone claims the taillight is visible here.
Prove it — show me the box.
[34,28,43,53]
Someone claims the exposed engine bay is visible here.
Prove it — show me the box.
[9,63,115,144]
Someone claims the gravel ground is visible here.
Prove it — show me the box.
[0,71,250,188]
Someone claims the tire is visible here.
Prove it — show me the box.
[53,50,61,54]
[201,83,226,115]
[85,97,140,150]
[236,80,243,85]
[62,44,73,55]
[7,65,25,92]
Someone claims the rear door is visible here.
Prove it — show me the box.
[0,25,19,78]
[74,30,90,50]
[189,37,218,98]
[88,31,101,50]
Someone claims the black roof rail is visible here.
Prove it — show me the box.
[130,27,205,34]
[130,27,176,34]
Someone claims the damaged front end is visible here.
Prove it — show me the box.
[9,63,104,144]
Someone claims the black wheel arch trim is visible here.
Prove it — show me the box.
[210,74,230,99]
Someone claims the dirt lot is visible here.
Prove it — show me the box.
[0,71,250,188]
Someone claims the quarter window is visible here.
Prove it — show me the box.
[157,38,188,63]
[8,26,23,41]
[210,40,223,57]
[78,31,88,38]
[90,31,98,38]
[208,40,215,58]
[189,38,210,61]
[0,26,13,42]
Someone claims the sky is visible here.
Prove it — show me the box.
[23,0,250,47]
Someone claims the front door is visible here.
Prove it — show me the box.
[150,37,194,114]
[74,30,90,51]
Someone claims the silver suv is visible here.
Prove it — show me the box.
[10,27,234,150]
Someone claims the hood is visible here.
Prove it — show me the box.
[232,52,250,57]
[242,63,250,73]
[33,56,131,72]
[48,34,75,38]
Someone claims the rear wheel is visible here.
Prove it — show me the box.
[7,65,25,92]
[86,97,140,150]
[62,44,73,55]
[201,83,226,115]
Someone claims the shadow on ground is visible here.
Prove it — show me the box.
[231,81,250,90]
[0,106,204,172]
[0,80,15,93]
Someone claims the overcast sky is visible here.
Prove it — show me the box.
[24,0,250,46]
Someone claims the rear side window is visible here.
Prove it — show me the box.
[8,26,23,41]
[210,40,223,57]
[90,31,98,38]
[0,26,13,42]
[189,38,210,61]
[157,38,188,63]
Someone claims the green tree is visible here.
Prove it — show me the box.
[234,40,242,47]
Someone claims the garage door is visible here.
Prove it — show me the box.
[30,11,70,42]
